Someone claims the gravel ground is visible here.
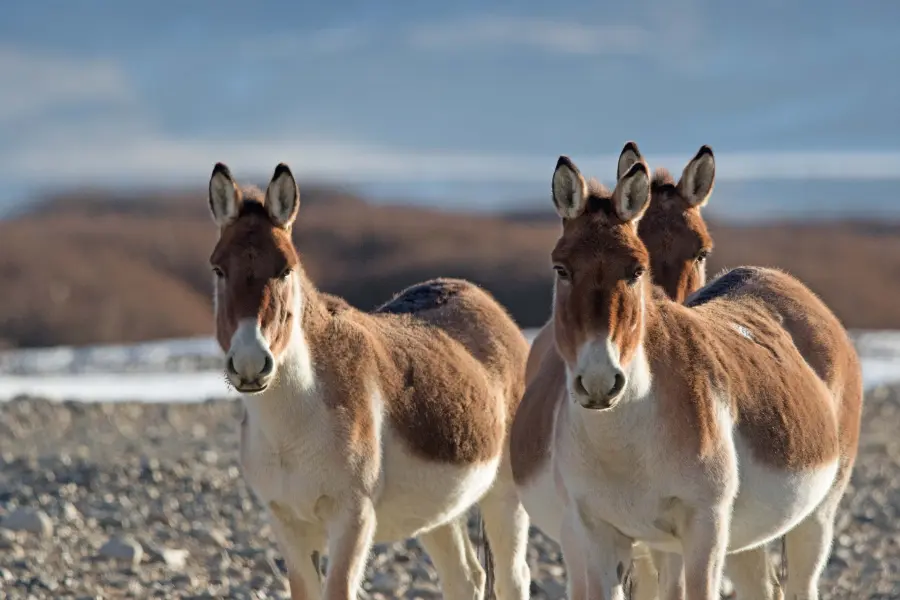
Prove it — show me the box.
[1,384,899,599]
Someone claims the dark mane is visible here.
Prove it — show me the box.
[651,168,676,190]
[236,186,270,219]
[585,178,615,216]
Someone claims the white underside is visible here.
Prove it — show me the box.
[520,392,839,556]
[726,434,839,552]
[241,388,500,544]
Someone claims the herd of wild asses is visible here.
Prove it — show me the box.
[203,141,860,600]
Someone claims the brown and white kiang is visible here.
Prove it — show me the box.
[511,147,862,600]
[517,141,730,598]
[207,162,531,600]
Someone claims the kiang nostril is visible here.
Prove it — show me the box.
[574,375,589,396]
[610,372,626,397]
[261,355,274,376]
[227,356,237,375]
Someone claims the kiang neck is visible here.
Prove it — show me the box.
[264,270,329,396]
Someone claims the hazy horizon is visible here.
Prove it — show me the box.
[2,1,899,221]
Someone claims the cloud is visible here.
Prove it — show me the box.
[0,46,135,123]
[236,26,370,60]
[5,117,900,192]
[407,17,649,56]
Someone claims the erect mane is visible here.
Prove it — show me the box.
[586,177,611,197]
[235,186,270,219]
[651,168,676,190]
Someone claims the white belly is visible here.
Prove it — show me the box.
[727,433,839,552]
[371,429,500,541]
[555,407,840,555]
[242,416,500,543]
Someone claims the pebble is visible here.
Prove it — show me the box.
[1,390,897,598]
[161,548,190,569]
[98,536,144,566]
[0,508,53,538]
[196,526,230,549]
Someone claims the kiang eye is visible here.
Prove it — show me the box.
[553,265,571,281]
[628,266,646,285]
[211,266,225,279]
[277,267,293,280]
[696,249,711,263]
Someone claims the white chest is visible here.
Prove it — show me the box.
[239,399,353,525]
[553,399,722,550]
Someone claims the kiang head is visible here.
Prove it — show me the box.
[550,152,652,411]
[208,162,302,393]
[624,143,715,303]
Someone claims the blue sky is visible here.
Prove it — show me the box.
[1,0,899,220]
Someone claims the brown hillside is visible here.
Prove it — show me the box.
[1,189,898,348]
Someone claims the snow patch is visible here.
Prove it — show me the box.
[0,329,897,403]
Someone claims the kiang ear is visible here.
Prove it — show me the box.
[613,161,651,223]
[616,140,644,181]
[552,156,589,220]
[208,162,242,227]
[265,163,301,229]
[677,145,715,207]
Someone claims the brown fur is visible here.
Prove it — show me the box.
[639,168,714,303]
[212,196,299,357]
[646,282,844,468]
[213,194,528,466]
[550,201,649,371]
[514,156,715,485]
[686,267,863,473]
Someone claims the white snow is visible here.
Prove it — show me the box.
[0,329,897,403]
[0,371,237,403]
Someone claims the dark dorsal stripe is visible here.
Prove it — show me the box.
[685,267,760,308]
[376,279,468,316]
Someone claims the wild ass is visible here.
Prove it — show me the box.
[511,152,862,599]
[516,142,719,596]
[207,162,531,600]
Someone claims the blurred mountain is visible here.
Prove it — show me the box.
[1,186,899,348]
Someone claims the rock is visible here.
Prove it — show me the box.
[98,535,143,566]
[61,502,83,523]
[207,550,231,572]
[196,526,230,548]
[1,508,53,538]
[161,548,190,569]
[0,528,17,549]
[169,573,197,587]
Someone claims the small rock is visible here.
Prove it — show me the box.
[98,535,143,566]
[196,526,230,548]
[161,548,189,569]
[0,529,17,549]
[367,571,399,594]
[61,502,83,523]
[169,573,197,587]
[207,550,231,572]
[0,508,53,538]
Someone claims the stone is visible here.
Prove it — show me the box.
[1,508,53,538]
[196,526,230,548]
[161,548,189,569]
[98,536,143,566]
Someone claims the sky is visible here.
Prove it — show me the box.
[1,0,899,221]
